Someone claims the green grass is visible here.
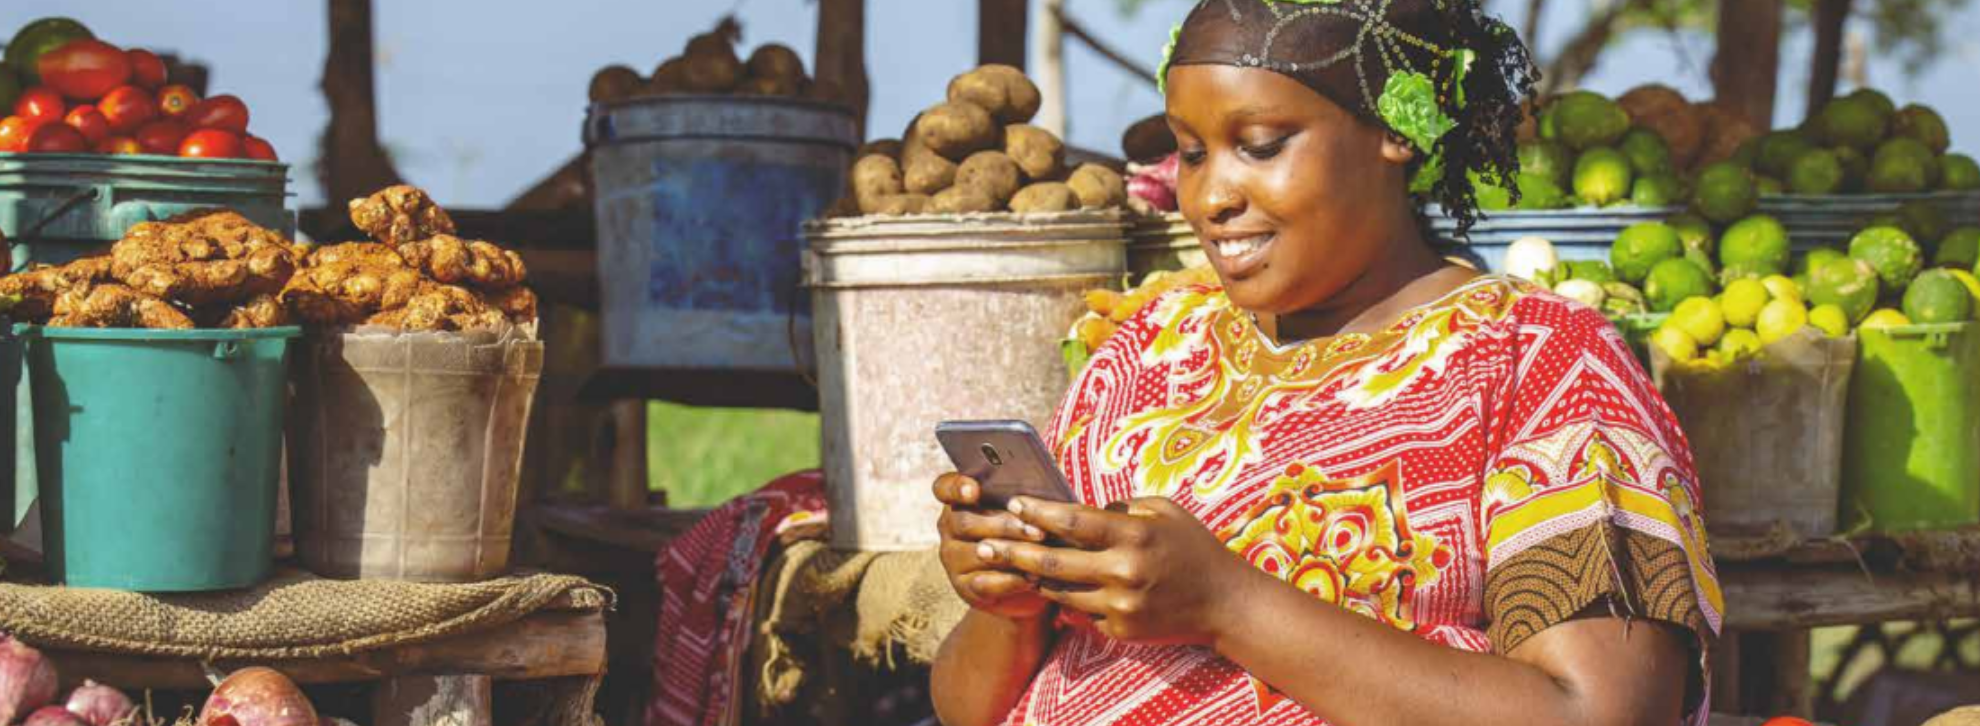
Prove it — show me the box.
[646,401,822,508]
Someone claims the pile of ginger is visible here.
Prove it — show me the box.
[0,185,536,332]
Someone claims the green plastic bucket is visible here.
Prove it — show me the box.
[1839,323,1980,533]
[0,153,290,270]
[21,324,301,591]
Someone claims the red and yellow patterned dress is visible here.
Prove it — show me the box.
[1008,275,1723,726]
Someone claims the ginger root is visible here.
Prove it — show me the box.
[348,185,457,247]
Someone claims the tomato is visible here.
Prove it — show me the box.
[62,104,109,144]
[178,128,242,158]
[241,134,277,161]
[94,135,142,155]
[185,94,249,132]
[125,48,166,89]
[96,85,154,133]
[37,38,130,101]
[15,87,65,125]
[24,122,87,153]
[0,116,40,152]
[156,84,197,117]
[1760,718,1815,726]
[133,119,188,155]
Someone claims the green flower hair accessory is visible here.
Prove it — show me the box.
[1156,23,1182,96]
[1377,70,1456,156]
[1448,48,1476,109]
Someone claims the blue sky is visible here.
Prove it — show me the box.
[11,1,1978,209]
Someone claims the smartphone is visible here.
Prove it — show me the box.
[936,420,1076,507]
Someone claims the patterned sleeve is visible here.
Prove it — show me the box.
[1478,299,1724,669]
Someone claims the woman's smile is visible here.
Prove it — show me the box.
[1205,230,1277,279]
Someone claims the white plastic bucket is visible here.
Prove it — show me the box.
[804,212,1127,550]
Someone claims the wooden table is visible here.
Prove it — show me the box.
[1713,527,1980,717]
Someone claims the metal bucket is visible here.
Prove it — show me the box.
[1427,203,1681,273]
[1755,191,1980,248]
[0,153,291,270]
[585,96,857,390]
[1126,212,1203,280]
[804,212,1127,550]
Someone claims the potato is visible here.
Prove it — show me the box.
[747,44,807,84]
[1066,164,1128,209]
[738,75,801,97]
[1120,114,1178,162]
[902,138,958,195]
[930,186,999,214]
[947,64,1042,125]
[870,194,931,216]
[851,154,906,213]
[685,29,736,59]
[683,51,743,93]
[859,138,904,159]
[1004,124,1065,180]
[643,58,688,96]
[1008,182,1078,214]
[957,151,1023,203]
[588,65,642,104]
[913,101,999,161]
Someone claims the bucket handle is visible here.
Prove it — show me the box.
[213,340,241,360]
[14,187,101,252]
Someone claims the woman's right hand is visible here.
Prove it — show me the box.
[935,472,1053,622]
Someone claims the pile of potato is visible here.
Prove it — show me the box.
[588,17,839,105]
[837,64,1129,217]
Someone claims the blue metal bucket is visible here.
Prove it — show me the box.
[0,153,292,270]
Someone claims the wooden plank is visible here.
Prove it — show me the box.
[978,0,1029,69]
[1720,566,1980,630]
[44,610,605,690]
[530,503,708,554]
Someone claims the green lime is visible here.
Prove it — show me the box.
[1849,88,1897,118]
[1936,227,1980,269]
[1756,298,1810,345]
[1833,146,1870,192]
[1893,104,1951,154]
[1574,147,1635,206]
[1869,138,1935,193]
[1563,259,1617,284]
[1896,201,1951,250]
[1513,173,1572,210]
[1693,162,1759,224]
[1902,269,1973,324]
[1756,130,1817,179]
[1646,257,1716,313]
[1809,256,1881,324]
[1611,222,1683,285]
[1669,213,1714,256]
[1848,226,1925,292]
[1554,91,1631,151]
[1720,214,1792,276]
[1720,278,1771,328]
[1621,128,1674,176]
[1788,149,1845,195]
[1632,173,1685,207]
[1943,154,1980,191]
[1815,95,1891,150]
[1518,140,1575,186]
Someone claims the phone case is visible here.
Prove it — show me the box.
[936,420,1077,505]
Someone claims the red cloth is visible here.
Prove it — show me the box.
[1127,153,1180,212]
[647,470,828,726]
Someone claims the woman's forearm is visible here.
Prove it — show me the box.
[1212,567,1685,726]
[931,609,1058,726]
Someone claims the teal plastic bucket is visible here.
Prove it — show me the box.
[0,153,290,270]
[21,325,301,591]
[1839,323,1980,533]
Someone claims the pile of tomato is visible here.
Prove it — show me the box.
[0,17,276,160]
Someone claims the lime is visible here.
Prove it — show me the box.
[1513,173,1572,210]
[1809,256,1881,324]
[1720,278,1771,328]
[1896,201,1950,250]
[1833,146,1870,192]
[1762,275,1803,306]
[1787,149,1845,195]
[1809,304,1851,337]
[1848,226,1925,292]
[1936,228,1980,269]
[1719,214,1792,276]
[1671,296,1728,346]
[1942,154,1980,192]
[1669,213,1715,256]
[1632,173,1685,207]
[1621,128,1673,176]
[1518,140,1575,186]
[1949,269,1980,309]
[4,17,93,85]
[1693,162,1758,223]
[1473,171,1513,211]
[1893,104,1951,154]
[1903,269,1973,324]
[1816,95,1891,150]
[1651,325,1700,363]
[1574,147,1635,206]
[1554,91,1631,151]
[1848,88,1897,118]
[1645,258,1716,313]
[1860,308,1913,329]
[1717,328,1765,360]
[1563,259,1617,284]
[1756,298,1810,345]
[1690,248,1722,279]
[1756,131,1817,179]
[1797,247,1846,277]
[1611,222,1683,285]
[1869,138,1935,193]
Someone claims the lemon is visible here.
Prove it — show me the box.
[1859,308,1913,330]
[1716,328,1765,360]
[1809,304,1851,337]
[1720,279,1771,328]
[1670,296,1727,346]
[1651,325,1700,363]
[1947,269,1980,309]
[1756,298,1810,345]
[1761,275,1802,306]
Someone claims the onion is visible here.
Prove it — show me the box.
[0,636,59,724]
[22,706,88,726]
[64,681,136,726]
[199,667,317,726]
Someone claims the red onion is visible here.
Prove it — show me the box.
[0,636,59,724]
[63,681,135,726]
[22,706,88,726]
[198,667,317,726]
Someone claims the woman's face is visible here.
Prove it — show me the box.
[1165,64,1416,315]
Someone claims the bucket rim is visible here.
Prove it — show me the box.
[14,324,304,341]
[587,93,858,118]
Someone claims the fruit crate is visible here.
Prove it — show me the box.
[1756,191,1980,248]
[1425,204,1682,273]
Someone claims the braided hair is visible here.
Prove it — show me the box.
[1161,0,1539,238]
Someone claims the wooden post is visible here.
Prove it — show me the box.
[1735,630,1814,718]
[371,675,493,726]
[1033,0,1068,138]
[1806,0,1854,118]
[979,0,1030,70]
[322,0,406,205]
[816,0,871,136]
[1711,0,1784,129]
[606,400,649,511]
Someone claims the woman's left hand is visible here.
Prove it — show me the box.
[978,496,1262,647]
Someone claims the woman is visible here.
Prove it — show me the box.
[930,1,1723,725]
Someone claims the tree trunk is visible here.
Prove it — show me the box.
[1806,0,1854,118]
[1539,0,1650,96]
[816,0,871,137]
[321,0,405,207]
[1521,0,1547,53]
[1712,0,1784,129]
[1032,0,1068,138]
[979,0,1029,70]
